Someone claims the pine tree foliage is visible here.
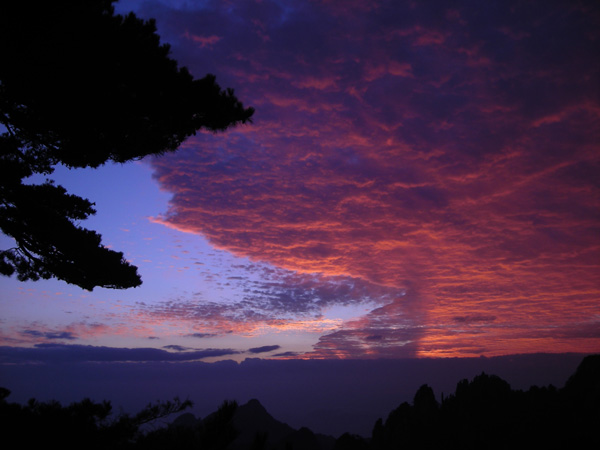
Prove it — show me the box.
[0,0,254,290]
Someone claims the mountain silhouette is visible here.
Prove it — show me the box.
[181,354,599,450]
[175,398,336,450]
[230,398,295,448]
[1,354,597,449]
[170,411,198,428]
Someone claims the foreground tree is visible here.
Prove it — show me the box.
[0,0,253,290]
[0,387,193,450]
[371,355,600,449]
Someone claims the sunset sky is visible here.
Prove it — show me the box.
[1,1,599,431]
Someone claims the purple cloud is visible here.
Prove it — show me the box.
[163,345,190,352]
[187,332,219,339]
[136,0,599,357]
[247,345,281,354]
[0,344,240,363]
[21,330,77,341]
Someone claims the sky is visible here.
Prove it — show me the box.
[0,0,599,436]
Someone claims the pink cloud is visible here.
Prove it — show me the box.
[145,0,600,358]
[363,61,413,81]
[183,31,222,48]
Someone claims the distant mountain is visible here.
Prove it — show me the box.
[172,398,336,450]
[170,412,198,428]
[167,354,599,449]
[229,398,295,449]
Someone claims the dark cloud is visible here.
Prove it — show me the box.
[453,315,497,324]
[187,333,218,339]
[247,345,280,354]
[21,330,77,340]
[163,345,190,352]
[272,351,301,358]
[365,335,383,341]
[0,344,239,364]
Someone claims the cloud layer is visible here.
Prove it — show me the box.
[140,0,599,357]
[0,342,287,363]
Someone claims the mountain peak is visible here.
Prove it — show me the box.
[171,398,334,449]
[244,398,266,410]
[230,399,296,449]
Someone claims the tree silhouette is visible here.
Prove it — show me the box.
[132,399,238,450]
[1,355,598,449]
[334,433,369,450]
[199,400,239,450]
[441,373,514,449]
[370,355,600,449]
[0,0,254,290]
[0,388,192,450]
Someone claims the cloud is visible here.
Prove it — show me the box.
[142,0,599,357]
[247,345,281,354]
[236,269,402,317]
[272,351,301,358]
[453,315,497,324]
[21,330,77,341]
[128,265,403,341]
[163,345,190,352]
[6,322,130,346]
[183,31,222,48]
[3,321,158,347]
[187,332,219,339]
[308,292,425,358]
[0,344,240,364]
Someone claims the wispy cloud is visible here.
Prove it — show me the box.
[130,268,402,342]
[3,322,138,346]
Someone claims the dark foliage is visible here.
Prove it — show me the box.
[133,400,239,450]
[368,354,600,450]
[334,433,370,450]
[0,0,253,290]
[2,355,597,449]
[0,389,192,450]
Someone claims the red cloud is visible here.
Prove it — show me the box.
[148,0,600,358]
[183,31,222,48]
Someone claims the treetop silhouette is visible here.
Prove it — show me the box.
[1,355,598,449]
[367,355,600,450]
[0,0,254,290]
